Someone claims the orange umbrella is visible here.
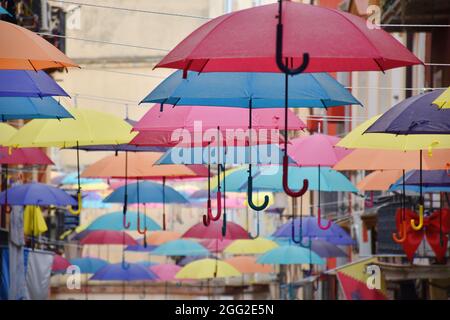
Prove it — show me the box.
[0,20,78,70]
[334,149,450,171]
[224,256,274,274]
[147,230,182,246]
[357,170,403,191]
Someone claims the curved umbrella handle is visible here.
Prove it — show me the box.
[68,190,82,215]
[247,176,269,211]
[283,155,309,198]
[137,211,147,235]
[291,220,312,248]
[202,199,212,226]
[207,191,222,221]
[248,211,260,239]
[392,221,407,243]
[410,205,424,230]
[317,208,332,230]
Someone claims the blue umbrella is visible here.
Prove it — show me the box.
[0,182,77,206]
[90,263,158,281]
[86,211,161,231]
[61,172,105,186]
[134,261,159,267]
[103,181,188,204]
[0,6,12,17]
[69,257,108,274]
[274,238,348,258]
[365,89,450,134]
[151,239,209,256]
[391,169,450,187]
[0,70,69,97]
[389,185,450,193]
[0,96,73,121]
[82,191,112,209]
[125,244,157,252]
[257,245,324,265]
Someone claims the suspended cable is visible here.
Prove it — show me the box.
[80,67,167,79]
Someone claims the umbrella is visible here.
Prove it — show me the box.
[150,264,182,281]
[0,182,77,206]
[0,20,78,70]
[155,0,420,207]
[135,261,159,268]
[357,170,403,192]
[0,96,73,121]
[224,238,278,255]
[0,6,12,16]
[433,87,449,109]
[81,192,112,209]
[61,172,105,186]
[225,256,274,274]
[23,205,48,236]
[310,239,348,258]
[183,220,250,240]
[389,185,450,193]
[175,258,241,280]
[257,245,324,265]
[0,123,16,145]
[200,239,233,253]
[79,230,138,245]
[86,211,161,232]
[0,70,69,97]
[52,254,71,273]
[90,263,158,281]
[178,255,213,267]
[125,244,157,252]
[273,217,354,245]
[365,90,450,135]
[391,170,450,187]
[0,147,53,165]
[151,239,209,256]
[147,231,181,245]
[69,257,108,274]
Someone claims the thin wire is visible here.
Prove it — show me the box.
[81,67,167,79]
[48,0,210,20]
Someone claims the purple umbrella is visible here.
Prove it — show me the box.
[365,90,450,134]
[310,239,348,258]
[398,169,450,187]
[0,182,77,206]
[90,263,158,281]
[272,217,355,245]
[125,243,157,252]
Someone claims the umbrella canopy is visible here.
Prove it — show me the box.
[337,115,450,150]
[200,239,233,253]
[147,231,181,245]
[125,244,157,252]
[52,254,71,273]
[90,263,158,282]
[0,96,73,121]
[86,211,161,231]
[433,87,449,109]
[392,170,450,187]
[82,152,207,179]
[183,220,250,240]
[225,256,274,274]
[0,6,11,16]
[275,238,348,258]
[6,107,133,148]
[103,181,188,204]
[178,255,213,267]
[334,149,450,171]
[365,90,450,135]
[257,245,324,265]
[0,70,69,97]
[60,172,105,186]
[0,123,16,145]
[175,258,241,280]
[69,257,108,274]
[273,217,354,245]
[224,238,278,255]
[357,170,403,191]
[135,261,159,268]
[0,182,77,206]
[150,264,182,281]
[151,239,209,256]
[79,230,138,245]
[389,184,450,193]
[0,147,53,165]
[287,134,351,166]
[142,70,360,108]
[247,166,357,192]
[155,1,420,73]
[23,205,48,236]
[0,20,78,70]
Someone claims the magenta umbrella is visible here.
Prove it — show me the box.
[149,264,182,281]
[52,254,71,273]
[200,238,233,253]
[183,220,249,240]
[0,147,53,165]
[80,230,138,245]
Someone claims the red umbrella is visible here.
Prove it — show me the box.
[52,254,71,272]
[0,147,53,165]
[183,220,249,240]
[79,230,138,245]
[200,238,233,253]
[155,0,422,203]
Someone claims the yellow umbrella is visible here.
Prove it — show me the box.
[6,107,135,214]
[433,87,449,109]
[23,206,48,236]
[225,256,274,274]
[175,258,241,280]
[0,123,16,145]
[224,238,278,255]
[337,115,450,151]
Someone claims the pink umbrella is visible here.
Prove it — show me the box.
[183,220,249,240]
[149,264,182,281]
[0,147,53,165]
[52,254,71,272]
[79,230,138,245]
[200,238,233,253]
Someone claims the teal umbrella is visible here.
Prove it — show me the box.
[86,211,161,232]
[257,245,324,265]
[151,239,209,256]
[69,257,108,274]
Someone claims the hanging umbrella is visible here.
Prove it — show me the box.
[0,6,12,16]
[52,254,71,273]
[273,217,354,245]
[146,230,181,245]
[433,87,449,109]
[150,264,182,281]
[183,220,250,240]
[365,90,450,135]
[0,123,16,145]
[23,205,48,236]
[0,182,77,206]
[0,20,78,70]
[69,257,108,274]
[151,239,209,257]
[357,170,403,192]
[86,211,161,232]
[79,230,138,246]
[310,239,348,258]
[90,263,158,281]
[389,185,450,193]
[0,70,69,97]
[134,261,159,268]
[0,147,53,165]
[175,258,241,280]
[0,96,73,121]
[178,255,214,267]
[391,170,450,187]
[225,256,274,274]
[200,239,233,253]
[125,243,157,252]
[223,238,278,255]
[257,245,324,265]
